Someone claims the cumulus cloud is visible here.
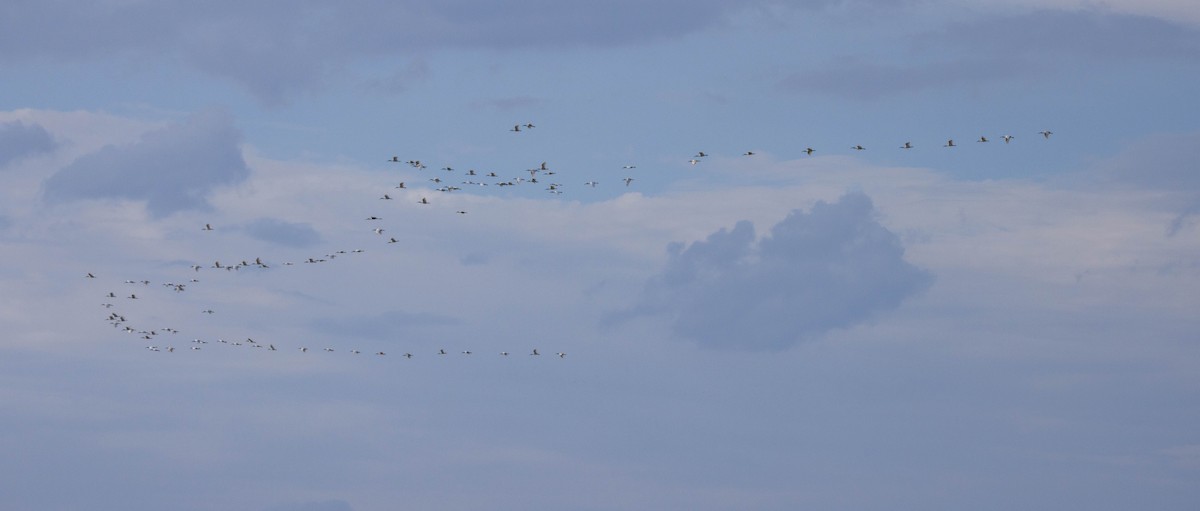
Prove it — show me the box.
[616,191,932,351]
[0,120,57,168]
[41,109,249,217]
[243,218,323,248]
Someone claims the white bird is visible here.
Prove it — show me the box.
[1039,130,1053,139]
[1002,135,1015,143]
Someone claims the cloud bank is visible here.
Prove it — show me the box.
[42,109,249,217]
[620,191,932,351]
[0,120,57,169]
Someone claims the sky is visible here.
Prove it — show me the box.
[2,1,1199,510]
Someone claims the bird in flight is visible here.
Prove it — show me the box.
[1039,130,1053,139]
[900,142,913,149]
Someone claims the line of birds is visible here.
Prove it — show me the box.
[90,267,568,360]
[380,127,1056,213]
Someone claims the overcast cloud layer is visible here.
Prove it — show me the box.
[1,2,1198,511]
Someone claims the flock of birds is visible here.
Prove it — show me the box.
[87,122,1054,361]
[379,126,1055,214]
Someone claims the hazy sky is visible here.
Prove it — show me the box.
[2,2,1199,510]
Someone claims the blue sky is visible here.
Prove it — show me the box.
[2,2,1199,510]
